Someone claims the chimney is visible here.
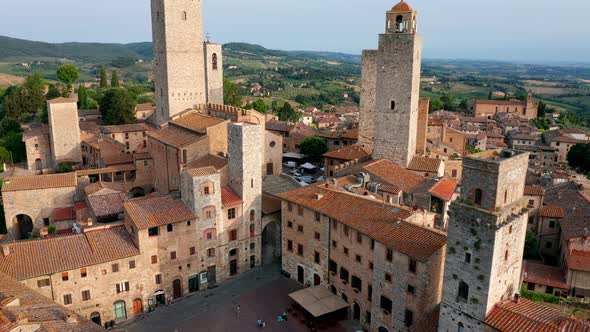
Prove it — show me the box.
[314,193,324,201]
[514,293,521,303]
[2,244,10,257]
[65,313,78,324]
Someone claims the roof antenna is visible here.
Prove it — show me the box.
[205,32,212,43]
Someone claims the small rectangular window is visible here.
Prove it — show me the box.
[314,251,320,264]
[151,255,158,264]
[297,244,303,256]
[129,260,136,269]
[167,224,174,232]
[230,230,238,241]
[170,251,177,260]
[190,247,196,255]
[37,278,50,288]
[155,274,162,284]
[62,272,69,281]
[63,294,72,305]
[148,227,159,237]
[390,100,396,110]
[82,290,91,301]
[80,268,87,278]
[287,240,293,252]
[112,263,119,273]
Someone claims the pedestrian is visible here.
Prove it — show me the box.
[237,304,241,319]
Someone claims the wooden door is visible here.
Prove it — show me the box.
[133,299,143,314]
[173,279,182,299]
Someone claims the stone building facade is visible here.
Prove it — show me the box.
[364,2,422,168]
[22,124,52,174]
[438,150,530,331]
[47,97,82,166]
[150,0,224,125]
[279,185,447,332]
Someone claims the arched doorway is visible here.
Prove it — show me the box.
[90,312,101,326]
[172,279,182,299]
[131,187,145,198]
[378,327,390,332]
[15,214,33,239]
[35,159,43,174]
[154,290,165,305]
[261,220,280,265]
[297,266,304,284]
[113,301,127,320]
[132,298,143,314]
[313,273,321,286]
[352,302,361,320]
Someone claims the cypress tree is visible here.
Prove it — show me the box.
[100,67,108,88]
[111,70,120,88]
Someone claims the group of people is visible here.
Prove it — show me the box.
[255,312,288,328]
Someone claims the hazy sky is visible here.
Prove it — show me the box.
[1,0,589,63]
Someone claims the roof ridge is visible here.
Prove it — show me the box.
[496,300,563,327]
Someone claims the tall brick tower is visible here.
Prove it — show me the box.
[151,0,207,125]
[360,1,422,167]
[438,150,530,332]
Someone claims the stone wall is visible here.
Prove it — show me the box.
[204,42,224,105]
[416,98,430,155]
[24,134,53,173]
[264,131,283,176]
[372,32,422,168]
[151,0,206,125]
[48,100,82,165]
[3,186,76,238]
[359,50,377,149]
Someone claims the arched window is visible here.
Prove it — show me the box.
[182,11,187,20]
[458,281,469,302]
[458,322,464,332]
[250,210,255,222]
[474,188,483,206]
[396,15,405,32]
[212,53,218,70]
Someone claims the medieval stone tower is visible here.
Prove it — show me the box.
[47,97,82,167]
[438,150,530,332]
[359,1,422,168]
[151,0,224,125]
[228,123,263,267]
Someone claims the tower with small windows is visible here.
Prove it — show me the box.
[359,1,422,167]
[438,150,530,332]
[151,0,224,126]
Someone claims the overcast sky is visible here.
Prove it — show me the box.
[1,0,589,63]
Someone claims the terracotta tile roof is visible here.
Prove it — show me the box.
[524,185,545,196]
[428,178,458,201]
[171,113,226,134]
[124,195,194,230]
[323,144,371,161]
[53,207,75,222]
[0,226,139,280]
[185,166,218,178]
[391,1,413,12]
[523,261,569,289]
[0,273,105,331]
[100,123,150,134]
[568,250,590,272]
[347,159,424,193]
[88,192,128,218]
[1,173,77,192]
[475,99,525,106]
[552,136,587,144]
[222,187,242,207]
[135,102,155,112]
[341,129,358,140]
[265,120,294,133]
[278,186,447,261]
[186,154,228,171]
[47,97,76,104]
[412,305,439,332]
[84,181,122,197]
[147,125,204,148]
[22,124,49,141]
[408,157,442,173]
[379,184,401,194]
[484,298,590,332]
[540,206,566,219]
[79,121,101,133]
[78,109,101,116]
[262,175,302,197]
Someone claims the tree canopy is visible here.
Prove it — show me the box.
[99,88,136,125]
[299,136,328,162]
[3,74,46,119]
[567,143,590,174]
[56,64,79,94]
[223,77,242,107]
[111,70,120,88]
[276,102,301,122]
[100,67,108,88]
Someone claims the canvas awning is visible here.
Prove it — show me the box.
[300,162,316,170]
[288,286,348,318]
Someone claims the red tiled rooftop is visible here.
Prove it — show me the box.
[428,178,458,201]
[222,187,242,207]
[362,159,426,193]
[484,297,590,332]
[523,261,569,290]
[391,0,413,11]
[124,195,194,230]
[524,185,545,196]
[540,206,565,219]
[1,173,77,192]
[408,156,442,173]
[323,144,371,161]
[278,186,446,262]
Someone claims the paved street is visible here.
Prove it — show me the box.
[116,262,347,332]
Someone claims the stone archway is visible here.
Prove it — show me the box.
[261,219,281,265]
[90,312,101,326]
[14,214,33,240]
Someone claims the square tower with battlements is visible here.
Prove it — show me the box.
[360,1,422,168]
[151,0,207,125]
[438,150,530,332]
